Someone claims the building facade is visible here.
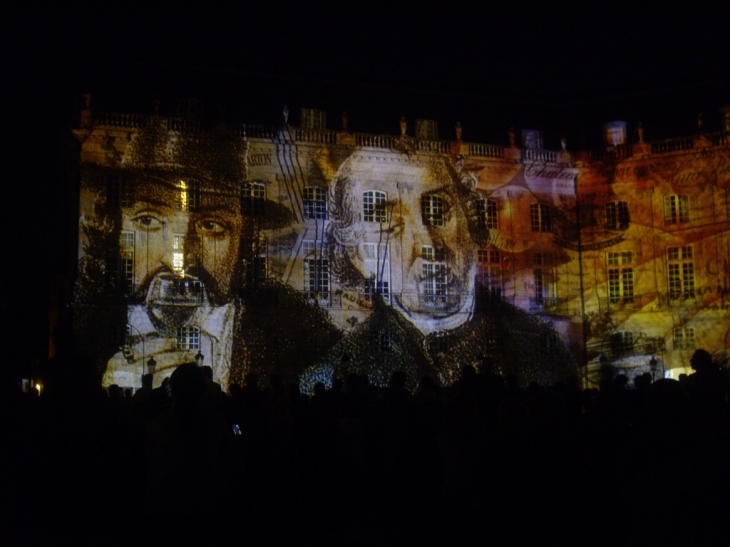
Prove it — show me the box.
[71,101,730,390]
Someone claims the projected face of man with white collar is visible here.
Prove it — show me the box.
[99,129,249,389]
[326,152,484,334]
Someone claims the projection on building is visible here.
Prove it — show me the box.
[73,106,730,390]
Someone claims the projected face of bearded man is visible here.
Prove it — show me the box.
[87,130,250,390]
[327,153,481,334]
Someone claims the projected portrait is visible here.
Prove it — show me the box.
[301,150,574,389]
[75,124,339,390]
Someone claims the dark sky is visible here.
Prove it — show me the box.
[3,4,730,366]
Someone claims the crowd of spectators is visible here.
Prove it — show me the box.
[5,350,730,544]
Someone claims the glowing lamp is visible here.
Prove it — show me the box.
[195,351,204,367]
[147,357,157,375]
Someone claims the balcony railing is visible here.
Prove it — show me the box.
[589,144,634,162]
[650,136,695,154]
[304,291,342,308]
[94,112,150,129]
[289,128,338,144]
[354,133,398,149]
[523,149,558,163]
[415,140,451,154]
[529,297,568,313]
[464,142,505,158]
[418,293,463,309]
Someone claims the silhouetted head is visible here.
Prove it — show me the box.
[690,349,713,373]
[201,365,213,381]
[169,363,206,408]
[141,373,153,389]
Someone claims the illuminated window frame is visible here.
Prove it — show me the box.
[664,195,690,225]
[530,203,551,233]
[363,191,387,223]
[176,326,200,350]
[303,241,330,302]
[673,327,695,350]
[485,198,499,229]
[363,243,390,298]
[477,248,502,296]
[607,251,633,266]
[120,231,135,289]
[667,246,694,298]
[608,268,634,304]
[303,187,328,220]
[422,195,445,227]
[605,201,630,230]
[106,173,135,209]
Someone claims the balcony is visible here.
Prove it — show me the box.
[529,297,568,314]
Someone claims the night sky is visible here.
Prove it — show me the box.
[3,4,730,371]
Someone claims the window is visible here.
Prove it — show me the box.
[242,256,267,285]
[530,203,551,232]
[667,246,694,298]
[120,231,134,289]
[422,262,447,304]
[415,119,438,140]
[363,191,387,223]
[422,195,445,226]
[533,252,555,266]
[242,182,266,216]
[422,245,445,262]
[106,174,135,208]
[610,331,634,356]
[605,201,630,230]
[370,330,392,353]
[604,122,627,146]
[608,251,633,266]
[177,179,201,211]
[301,108,326,129]
[303,187,328,220]
[608,268,634,304]
[303,241,330,303]
[673,327,695,350]
[477,248,502,296]
[534,268,554,304]
[176,326,200,350]
[664,195,690,224]
[485,199,499,229]
[363,243,390,298]
[173,235,185,274]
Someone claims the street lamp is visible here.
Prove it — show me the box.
[195,351,204,367]
[125,324,147,388]
[147,357,157,376]
[649,356,658,382]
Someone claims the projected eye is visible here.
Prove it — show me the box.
[198,219,228,237]
[133,214,163,230]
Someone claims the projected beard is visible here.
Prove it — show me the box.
[117,175,243,386]
[328,154,485,334]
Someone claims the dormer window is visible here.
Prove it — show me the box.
[604,121,628,146]
[301,108,326,130]
[415,119,438,140]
